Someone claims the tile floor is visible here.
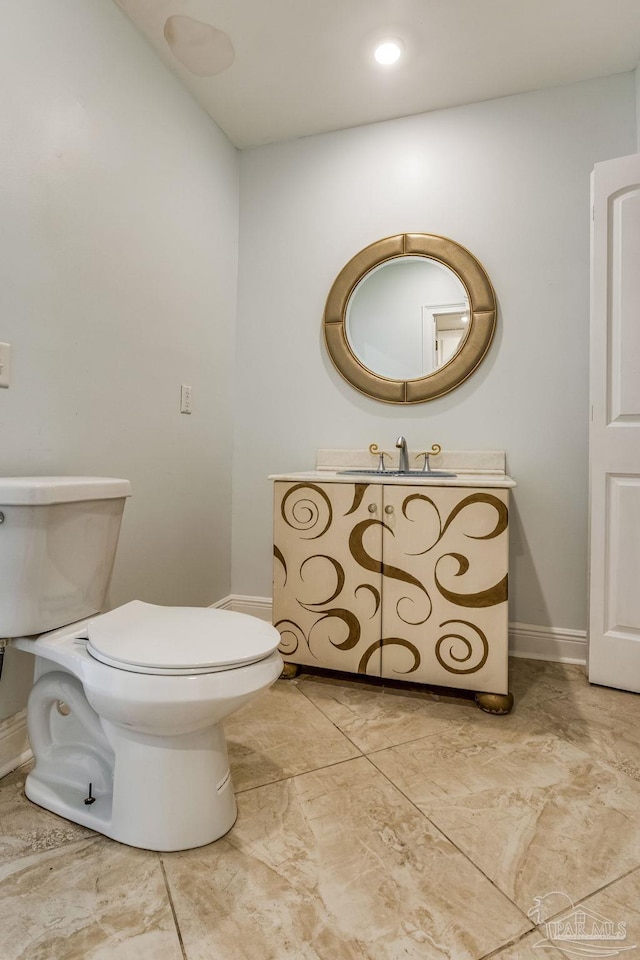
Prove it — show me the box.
[2,658,640,959]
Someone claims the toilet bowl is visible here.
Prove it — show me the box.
[13,601,282,851]
[1,477,283,852]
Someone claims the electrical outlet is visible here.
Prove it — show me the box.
[180,384,192,414]
[0,343,11,388]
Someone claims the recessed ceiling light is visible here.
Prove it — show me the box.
[374,39,403,65]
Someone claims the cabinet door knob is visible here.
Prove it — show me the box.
[384,505,394,515]
[368,503,377,514]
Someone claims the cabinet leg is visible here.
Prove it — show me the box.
[475,691,514,715]
[280,662,299,679]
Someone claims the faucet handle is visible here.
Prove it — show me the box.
[369,443,392,472]
[415,443,442,472]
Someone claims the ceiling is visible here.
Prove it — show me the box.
[114,0,640,149]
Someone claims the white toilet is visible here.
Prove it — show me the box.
[1,477,282,851]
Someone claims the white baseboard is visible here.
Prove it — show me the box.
[0,709,32,779]
[508,622,587,665]
[214,596,588,666]
[212,595,274,622]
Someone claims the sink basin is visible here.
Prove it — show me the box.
[336,469,457,478]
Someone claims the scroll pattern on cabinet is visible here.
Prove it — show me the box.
[273,480,509,693]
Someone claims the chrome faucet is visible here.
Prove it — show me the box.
[395,436,410,473]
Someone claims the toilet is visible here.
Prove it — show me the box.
[1,477,282,851]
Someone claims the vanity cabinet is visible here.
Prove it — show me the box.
[272,477,511,700]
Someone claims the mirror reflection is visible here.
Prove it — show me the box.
[345,256,469,380]
[323,232,496,404]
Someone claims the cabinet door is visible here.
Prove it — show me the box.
[273,481,383,675]
[379,485,509,694]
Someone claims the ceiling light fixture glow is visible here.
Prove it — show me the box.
[374,39,403,65]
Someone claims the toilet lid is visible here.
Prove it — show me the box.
[85,600,281,675]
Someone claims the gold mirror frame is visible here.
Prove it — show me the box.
[323,233,496,403]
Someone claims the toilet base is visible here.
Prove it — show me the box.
[25,670,239,851]
[24,764,237,851]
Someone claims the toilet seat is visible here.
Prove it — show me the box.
[84,600,280,676]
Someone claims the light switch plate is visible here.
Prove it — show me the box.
[0,343,10,388]
[180,384,192,414]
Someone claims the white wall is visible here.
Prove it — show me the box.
[636,65,640,150]
[0,0,239,720]
[348,258,466,379]
[233,74,636,633]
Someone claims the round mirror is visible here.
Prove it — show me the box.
[346,256,469,380]
[323,233,496,403]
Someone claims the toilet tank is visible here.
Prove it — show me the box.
[0,477,131,638]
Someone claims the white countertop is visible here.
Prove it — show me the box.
[269,470,516,489]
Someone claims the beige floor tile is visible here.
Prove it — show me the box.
[297,675,477,752]
[163,756,531,960]
[4,658,639,960]
[296,657,588,755]
[508,657,589,710]
[225,680,361,791]
[498,658,640,781]
[494,869,640,959]
[524,681,640,782]
[573,869,640,958]
[0,766,183,959]
[0,834,182,960]
[370,723,640,920]
[490,929,577,959]
[0,763,93,868]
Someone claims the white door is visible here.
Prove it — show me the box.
[437,328,464,366]
[589,153,640,690]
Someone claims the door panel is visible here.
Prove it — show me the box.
[590,154,640,690]
[605,477,640,638]
[609,188,640,422]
